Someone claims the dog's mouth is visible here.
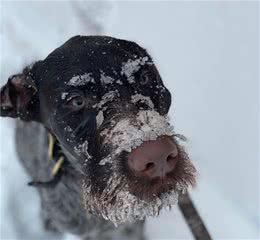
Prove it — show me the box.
[128,173,178,201]
[122,135,196,201]
[82,110,197,226]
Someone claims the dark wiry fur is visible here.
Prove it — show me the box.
[15,121,145,240]
[0,36,196,239]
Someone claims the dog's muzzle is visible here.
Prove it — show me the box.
[82,110,196,226]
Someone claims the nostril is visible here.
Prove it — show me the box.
[144,162,155,171]
[167,155,175,163]
[166,155,178,170]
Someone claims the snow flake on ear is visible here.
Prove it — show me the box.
[67,73,95,86]
[100,70,114,85]
[26,61,37,72]
[121,56,151,83]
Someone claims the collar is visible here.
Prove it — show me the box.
[48,133,65,176]
[28,133,66,188]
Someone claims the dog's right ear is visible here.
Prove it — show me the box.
[0,73,38,121]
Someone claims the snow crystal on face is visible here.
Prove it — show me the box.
[61,92,69,100]
[96,111,104,128]
[74,140,92,162]
[101,110,174,155]
[99,155,112,166]
[67,73,94,86]
[98,110,174,167]
[121,56,150,83]
[116,79,123,85]
[100,71,114,85]
[94,90,118,109]
[64,126,73,132]
[131,94,155,109]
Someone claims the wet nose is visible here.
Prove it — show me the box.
[128,136,178,179]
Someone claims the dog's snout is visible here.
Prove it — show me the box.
[128,136,178,179]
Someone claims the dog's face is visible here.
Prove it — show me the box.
[0,36,196,225]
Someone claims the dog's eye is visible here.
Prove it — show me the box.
[67,96,85,110]
[140,70,152,85]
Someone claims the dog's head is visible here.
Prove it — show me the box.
[0,36,196,225]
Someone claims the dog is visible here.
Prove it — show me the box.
[0,35,196,239]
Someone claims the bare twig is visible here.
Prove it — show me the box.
[178,192,212,240]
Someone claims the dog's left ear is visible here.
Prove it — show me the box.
[0,73,38,121]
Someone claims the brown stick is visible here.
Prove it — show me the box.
[178,192,212,240]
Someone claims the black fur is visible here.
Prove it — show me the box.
[0,36,195,239]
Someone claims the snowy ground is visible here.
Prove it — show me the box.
[0,1,259,239]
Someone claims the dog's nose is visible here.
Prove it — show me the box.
[128,136,178,179]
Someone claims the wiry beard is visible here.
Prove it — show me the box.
[82,110,196,226]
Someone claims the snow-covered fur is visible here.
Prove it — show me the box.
[83,110,196,225]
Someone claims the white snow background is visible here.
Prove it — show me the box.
[0,1,259,239]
